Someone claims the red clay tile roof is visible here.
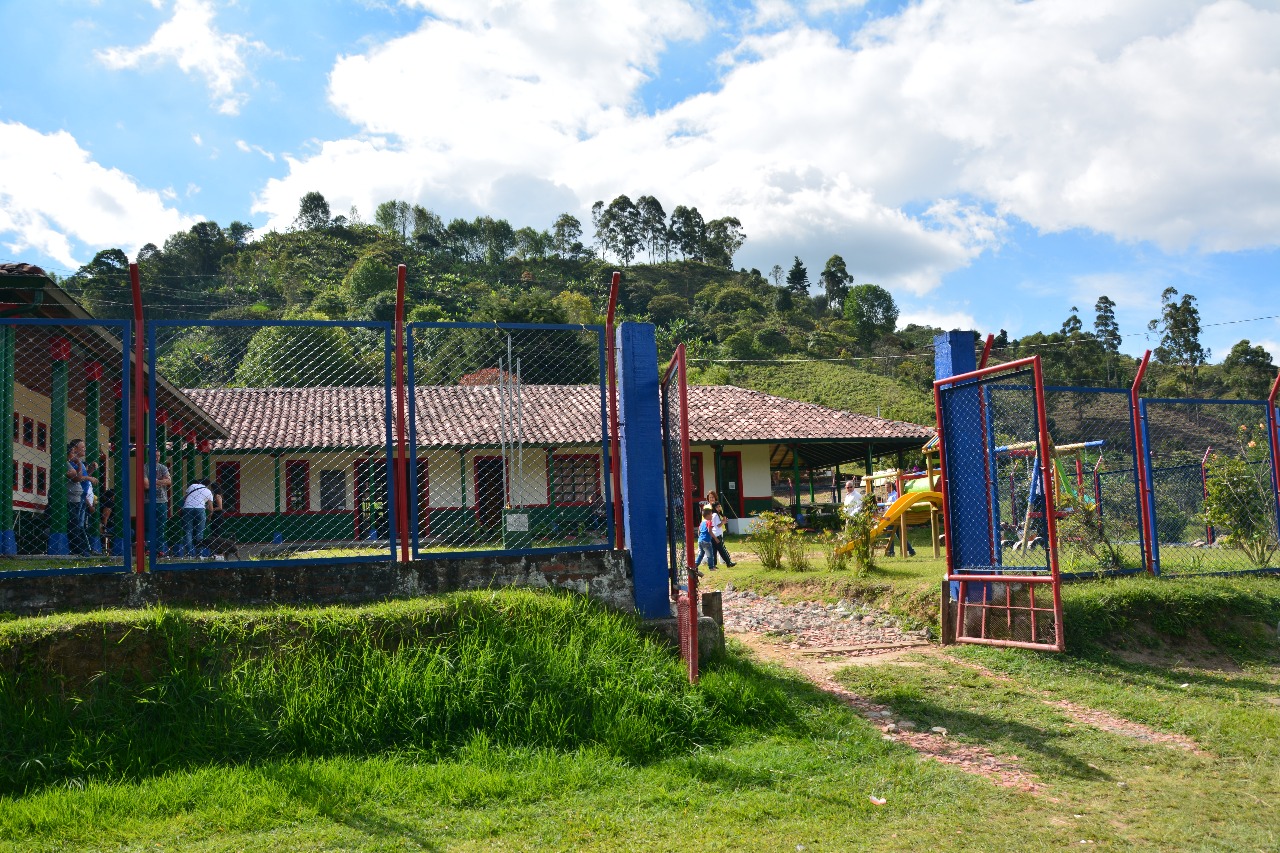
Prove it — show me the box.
[685,386,933,443]
[183,384,931,451]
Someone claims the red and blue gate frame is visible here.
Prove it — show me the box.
[933,354,1065,651]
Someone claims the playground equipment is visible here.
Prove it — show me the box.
[835,441,944,559]
[996,440,1105,551]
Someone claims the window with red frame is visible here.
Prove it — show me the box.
[552,454,600,505]
[11,413,17,441]
[215,461,241,513]
[36,422,47,451]
[36,467,46,496]
[21,417,33,447]
[21,463,33,493]
[11,461,16,491]
[285,460,310,512]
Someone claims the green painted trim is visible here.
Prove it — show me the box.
[0,326,12,529]
[84,374,100,539]
[48,358,68,536]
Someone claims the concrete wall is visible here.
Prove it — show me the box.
[0,549,636,617]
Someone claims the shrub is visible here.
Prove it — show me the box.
[748,511,794,570]
[783,531,811,572]
[820,529,850,572]
[1203,446,1278,567]
[841,503,876,574]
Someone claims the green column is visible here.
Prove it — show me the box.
[274,453,282,513]
[84,363,102,548]
[47,337,70,554]
[200,442,211,480]
[157,416,168,473]
[112,382,125,554]
[808,468,815,502]
[864,443,874,477]
[0,324,12,550]
[791,444,801,513]
[0,326,13,554]
[183,435,196,490]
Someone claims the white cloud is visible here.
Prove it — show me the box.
[96,0,265,115]
[897,307,977,331]
[253,0,1280,294]
[0,122,196,268]
[235,140,275,161]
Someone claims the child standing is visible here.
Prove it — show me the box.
[694,505,718,571]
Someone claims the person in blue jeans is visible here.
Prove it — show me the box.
[182,478,214,558]
[694,504,717,571]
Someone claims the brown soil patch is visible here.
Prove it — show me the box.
[1048,700,1210,756]
[946,657,1213,756]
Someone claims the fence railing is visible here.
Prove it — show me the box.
[0,312,615,578]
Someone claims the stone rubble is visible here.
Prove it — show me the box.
[719,585,930,651]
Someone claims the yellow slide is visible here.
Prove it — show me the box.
[835,491,943,555]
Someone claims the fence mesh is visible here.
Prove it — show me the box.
[1040,388,1144,576]
[407,323,609,555]
[939,362,1062,649]
[0,320,132,572]
[150,320,395,566]
[1142,399,1278,574]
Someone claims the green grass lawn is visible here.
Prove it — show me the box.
[1,583,1278,850]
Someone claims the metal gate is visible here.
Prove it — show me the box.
[935,356,1064,651]
[660,343,698,682]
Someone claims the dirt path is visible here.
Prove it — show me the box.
[722,587,1215,793]
[722,588,1047,793]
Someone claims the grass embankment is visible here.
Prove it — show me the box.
[689,360,934,425]
[1,580,1278,850]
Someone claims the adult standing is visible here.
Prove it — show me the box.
[842,478,864,516]
[136,447,172,557]
[65,439,98,557]
[182,478,214,558]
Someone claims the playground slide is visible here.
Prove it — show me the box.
[835,491,943,556]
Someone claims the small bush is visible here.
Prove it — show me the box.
[783,531,811,572]
[748,511,794,570]
[820,530,850,572]
[841,504,877,574]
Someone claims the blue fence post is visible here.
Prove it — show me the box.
[935,330,991,600]
[616,322,670,619]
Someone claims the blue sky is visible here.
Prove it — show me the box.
[2,0,1278,362]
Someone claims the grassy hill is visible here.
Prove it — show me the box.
[690,359,936,426]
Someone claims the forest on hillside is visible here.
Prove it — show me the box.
[51,191,1278,422]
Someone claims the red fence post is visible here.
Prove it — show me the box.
[1268,371,1280,547]
[1130,351,1154,574]
[606,271,624,550]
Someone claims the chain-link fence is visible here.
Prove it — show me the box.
[406,322,610,556]
[937,358,1063,650]
[1140,398,1278,574]
[661,344,698,681]
[149,320,398,567]
[0,319,134,575]
[1040,387,1145,577]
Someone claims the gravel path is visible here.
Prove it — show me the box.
[719,584,931,652]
